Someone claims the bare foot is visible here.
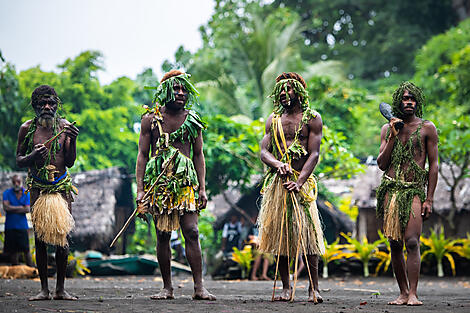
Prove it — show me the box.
[407,294,423,306]
[273,288,291,301]
[53,290,78,300]
[308,289,323,303]
[192,287,216,300]
[251,276,259,281]
[260,275,271,281]
[388,294,408,305]
[29,290,51,301]
[150,288,175,300]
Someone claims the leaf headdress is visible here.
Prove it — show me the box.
[150,73,200,109]
[270,78,310,115]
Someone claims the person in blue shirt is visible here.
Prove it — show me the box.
[2,175,33,266]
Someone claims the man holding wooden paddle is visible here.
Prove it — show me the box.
[258,72,325,303]
[135,70,215,301]
[16,85,79,301]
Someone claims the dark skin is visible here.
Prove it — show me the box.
[260,82,323,302]
[2,176,34,267]
[15,95,79,301]
[377,89,438,306]
[135,82,215,300]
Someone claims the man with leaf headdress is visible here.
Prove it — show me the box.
[376,82,438,306]
[259,72,325,303]
[16,85,79,301]
[135,70,215,300]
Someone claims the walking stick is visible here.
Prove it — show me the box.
[272,185,287,301]
[291,192,318,303]
[109,153,177,247]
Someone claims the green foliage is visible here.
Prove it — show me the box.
[277,0,458,79]
[320,238,348,278]
[126,218,157,255]
[421,226,463,277]
[231,245,254,278]
[317,126,364,180]
[203,114,263,196]
[340,232,385,277]
[0,53,26,170]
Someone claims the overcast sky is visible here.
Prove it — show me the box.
[0,0,215,84]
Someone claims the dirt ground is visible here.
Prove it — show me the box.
[0,275,469,313]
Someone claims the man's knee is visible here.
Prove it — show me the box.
[405,237,420,252]
[183,226,199,242]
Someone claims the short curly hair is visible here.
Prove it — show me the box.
[31,85,60,107]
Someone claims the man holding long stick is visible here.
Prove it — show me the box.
[259,72,325,302]
[16,85,79,300]
[135,70,215,300]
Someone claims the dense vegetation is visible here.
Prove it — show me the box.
[1,0,468,210]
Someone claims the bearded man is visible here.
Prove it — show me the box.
[135,70,215,300]
[16,85,79,300]
[258,72,325,303]
[376,82,438,306]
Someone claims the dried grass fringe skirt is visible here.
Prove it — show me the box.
[258,175,325,256]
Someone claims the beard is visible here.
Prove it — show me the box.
[38,115,54,128]
[13,185,22,192]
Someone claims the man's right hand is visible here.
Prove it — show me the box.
[32,144,48,161]
[389,118,403,138]
[136,190,145,205]
[276,162,292,176]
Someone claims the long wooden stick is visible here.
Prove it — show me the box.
[272,188,287,301]
[291,192,318,303]
[109,153,177,247]
[43,121,77,145]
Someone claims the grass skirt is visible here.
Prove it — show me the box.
[258,175,325,256]
[150,186,198,232]
[31,192,74,247]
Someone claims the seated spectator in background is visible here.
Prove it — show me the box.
[247,222,271,281]
[221,215,242,255]
[2,175,33,267]
[239,216,251,248]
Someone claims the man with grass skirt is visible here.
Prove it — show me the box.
[136,70,215,300]
[258,72,325,303]
[376,82,438,306]
[16,85,79,301]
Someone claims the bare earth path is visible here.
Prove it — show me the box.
[1,275,469,312]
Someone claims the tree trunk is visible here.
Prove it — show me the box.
[323,262,329,279]
[437,259,444,277]
[363,261,369,277]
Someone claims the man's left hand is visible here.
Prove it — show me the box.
[198,190,208,209]
[64,123,79,140]
[421,199,433,220]
[283,181,301,193]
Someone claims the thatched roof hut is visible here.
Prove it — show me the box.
[352,164,470,239]
[0,167,134,254]
[210,183,354,244]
